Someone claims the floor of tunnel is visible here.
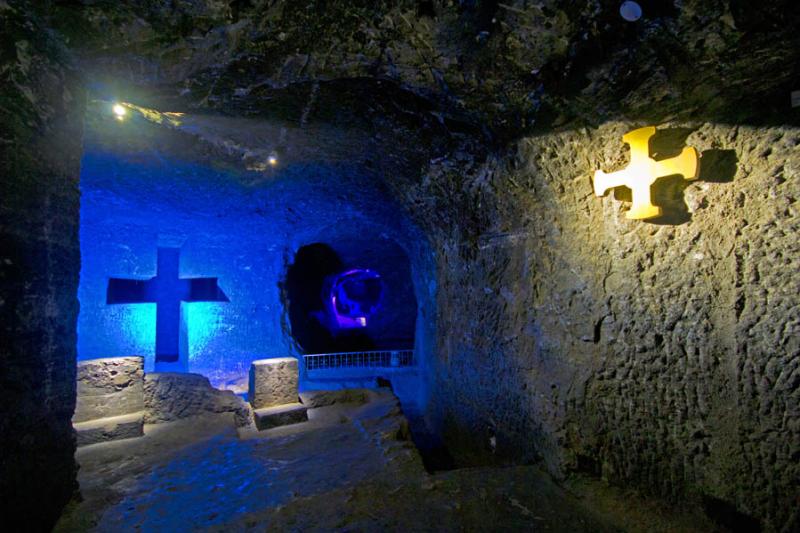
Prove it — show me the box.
[56,390,715,532]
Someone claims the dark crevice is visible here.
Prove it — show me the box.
[593,315,606,343]
[404,411,457,472]
[417,0,436,19]
[702,495,762,533]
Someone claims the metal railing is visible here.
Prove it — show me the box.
[304,350,415,371]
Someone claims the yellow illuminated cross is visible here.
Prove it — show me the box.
[594,126,699,219]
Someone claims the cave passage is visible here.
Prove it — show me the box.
[284,241,417,354]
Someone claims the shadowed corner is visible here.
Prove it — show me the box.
[642,128,738,225]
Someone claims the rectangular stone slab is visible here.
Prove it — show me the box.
[248,357,299,409]
[74,412,144,447]
[73,357,144,422]
[253,403,308,431]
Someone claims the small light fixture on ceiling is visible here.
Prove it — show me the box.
[620,1,642,22]
[267,152,278,167]
[112,103,127,120]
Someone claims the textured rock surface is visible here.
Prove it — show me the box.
[430,122,800,531]
[0,2,85,529]
[74,412,144,447]
[74,357,145,423]
[248,357,300,409]
[299,388,373,408]
[47,0,800,135]
[144,372,251,427]
[56,389,713,532]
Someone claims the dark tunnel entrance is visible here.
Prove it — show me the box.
[283,241,417,355]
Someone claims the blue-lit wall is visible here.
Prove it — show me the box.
[78,150,295,389]
[77,145,426,392]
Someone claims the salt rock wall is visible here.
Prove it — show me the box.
[430,122,799,531]
[0,3,85,529]
[144,373,251,427]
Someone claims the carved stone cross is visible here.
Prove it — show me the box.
[106,247,228,370]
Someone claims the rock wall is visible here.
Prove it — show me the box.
[144,372,251,427]
[430,122,800,531]
[76,107,431,388]
[0,2,85,529]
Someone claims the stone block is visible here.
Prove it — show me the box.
[144,372,251,427]
[253,403,308,431]
[74,412,144,447]
[73,357,144,423]
[248,357,299,409]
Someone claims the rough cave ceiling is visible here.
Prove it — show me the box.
[45,0,800,136]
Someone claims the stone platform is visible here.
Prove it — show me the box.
[56,388,712,532]
[73,358,255,446]
[248,357,307,430]
[74,357,145,446]
[73,355,307,441]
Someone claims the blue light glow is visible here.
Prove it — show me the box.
[76,150,295,384]
[185,302,228,362]
[77,145,424,393]
[106,246,229,367]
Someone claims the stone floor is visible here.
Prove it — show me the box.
[56,390,714,532]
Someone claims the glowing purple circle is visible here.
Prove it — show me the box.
[324,269,384,329]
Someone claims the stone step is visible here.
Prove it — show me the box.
[253,402,308,431]
[74,411,144,447]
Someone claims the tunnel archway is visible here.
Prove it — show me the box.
[284,243,348,353]
[283,240,417,355]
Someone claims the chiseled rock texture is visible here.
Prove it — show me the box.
[249,357,300,409]
[299,388,373,408]
[74,356,144,423]
[430,122,800,531]
[144,372,251,427]
[0,2,85,529]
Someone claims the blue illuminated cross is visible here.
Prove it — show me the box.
[106,247,228,369]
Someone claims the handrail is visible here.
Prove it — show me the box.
[303,349,414,371]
